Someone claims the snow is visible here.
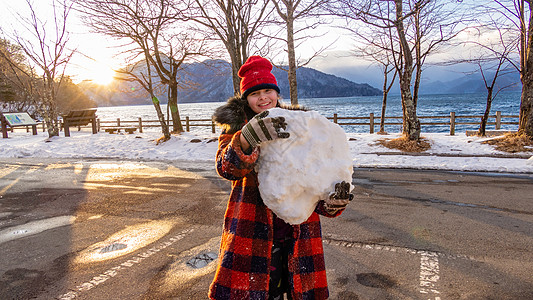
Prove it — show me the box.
[1,126,532,174]
[256,108,354,225]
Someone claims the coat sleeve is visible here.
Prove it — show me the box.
[216,130,260,181]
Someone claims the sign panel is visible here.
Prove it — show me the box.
[3,113,38,126]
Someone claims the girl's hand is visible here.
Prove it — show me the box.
[241,110,289,149]
[325,181,354,214]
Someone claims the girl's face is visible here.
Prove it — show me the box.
[246,89,278,113]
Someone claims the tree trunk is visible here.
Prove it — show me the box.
[286,11,298,105]
[479,88,493,136]
[399,80,420,140]
[225,16,241,96]
[44,85,59,137]
[168,81,184,133]
[518,0,533,138]
[227,43,243,96]
[151,96,170,140]
[380,75,388,133]
[395,0,420,140]
[230,55,241,96]
[519,79,533,136]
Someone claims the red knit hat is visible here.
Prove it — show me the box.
[238,56,280,99]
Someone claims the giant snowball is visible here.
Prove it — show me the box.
[257,108,353,225]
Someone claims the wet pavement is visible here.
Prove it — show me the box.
[0,158,532,299]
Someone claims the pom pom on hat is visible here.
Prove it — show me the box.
[239,56,280,99]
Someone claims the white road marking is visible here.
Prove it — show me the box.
[419,251,441,298]
[56,227,194,300]
[323,237,460,299]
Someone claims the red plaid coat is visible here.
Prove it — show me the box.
[208,128,344,300]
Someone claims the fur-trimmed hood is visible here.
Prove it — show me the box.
[212,96,307,134]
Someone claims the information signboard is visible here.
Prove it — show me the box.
[3,112,38,126]
[1,112,38,138]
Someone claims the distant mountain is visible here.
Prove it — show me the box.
[419,70,521,95]
[78,59,382,106]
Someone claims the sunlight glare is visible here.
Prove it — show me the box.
[87,65,116,86]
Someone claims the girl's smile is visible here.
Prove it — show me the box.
[247,88,279,113]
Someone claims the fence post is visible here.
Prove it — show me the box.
[369,113,374,134]
[138,117,143,133]
[495,111,501,130]
[42,121,45,132]
[450,112,456,136]
[333,113,338,124]
[212,120,216,133]
[186,116,190,132]
[64,119,71,137]
[91,117,97,134]
[97,119,101,132]
[117,118,121,127]
[1,115,7,138]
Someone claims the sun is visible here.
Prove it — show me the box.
[87,66,116,86]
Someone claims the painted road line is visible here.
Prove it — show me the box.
[323,236,475,260]
[323,237,479,299]
[419,251,441,298]
[56,227,195,300]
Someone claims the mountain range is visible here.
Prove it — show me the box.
[418,70,521,95]
[78,59,382,106]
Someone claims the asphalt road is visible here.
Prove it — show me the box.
[0,158,532,300]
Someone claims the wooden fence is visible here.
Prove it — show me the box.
[7,111,520,135]
[97,116,217,133]
[330,111,519,135]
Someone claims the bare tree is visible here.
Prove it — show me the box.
[192,0,271,95]
[372,49,397,134]
[116,58,171,140]
[463,19,520,136]
[488,0,533,138]
[75,0,208,134]
[270,0,329,105]
[335,8,398,134]
[332,0,463,140]
[477,61,517,136]
[9,0,75,137]
[0,38,38,114]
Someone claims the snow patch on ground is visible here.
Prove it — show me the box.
[1,126,532,174]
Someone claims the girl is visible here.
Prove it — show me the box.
[209,56,353,300]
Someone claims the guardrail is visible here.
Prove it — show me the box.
[6,111,519,135]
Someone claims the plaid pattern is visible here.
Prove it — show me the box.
[209,130,343,300]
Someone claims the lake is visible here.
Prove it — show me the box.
[96,91,522,134]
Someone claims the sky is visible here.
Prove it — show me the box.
[2,129,532,174]
[0,0,125,85]
[0,0,484,90]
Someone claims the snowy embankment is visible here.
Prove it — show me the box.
[1,130,532,173]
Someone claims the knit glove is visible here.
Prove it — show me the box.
[325,181,354,214]
[241,110,290,148]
